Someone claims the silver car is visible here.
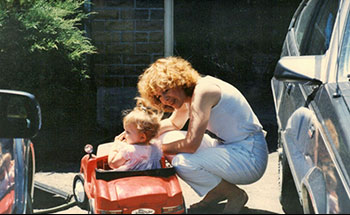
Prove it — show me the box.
[271,0,350,213]
[0,90,41,213]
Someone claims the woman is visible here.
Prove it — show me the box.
[137,56,268,213]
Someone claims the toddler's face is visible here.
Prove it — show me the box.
[124,122,144,144]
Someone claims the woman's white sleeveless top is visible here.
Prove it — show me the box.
[197,76,263,144]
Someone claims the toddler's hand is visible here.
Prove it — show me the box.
[115,131,125,142]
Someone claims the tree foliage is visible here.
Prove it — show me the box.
[0,0,96,129]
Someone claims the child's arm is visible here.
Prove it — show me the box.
[107,140,127,169]
[108,151,127,169]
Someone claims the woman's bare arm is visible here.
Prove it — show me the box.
[162,84,220,154]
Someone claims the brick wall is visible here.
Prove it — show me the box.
[89,0,164,131]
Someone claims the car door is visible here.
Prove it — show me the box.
[317,9,350,213]
[271,0,343,213]
[273,0,339,130]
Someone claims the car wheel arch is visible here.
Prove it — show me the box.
[278,144,303,213]
[301,166,327,214]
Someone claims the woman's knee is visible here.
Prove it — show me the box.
[171,154,188,168]
[171,154,199,173]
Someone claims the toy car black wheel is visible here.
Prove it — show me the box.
[73,174,89,210]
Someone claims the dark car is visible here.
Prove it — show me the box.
[271,0,350,213]
[0,90,41,213]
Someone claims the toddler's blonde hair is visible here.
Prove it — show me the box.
[123,98,161,142]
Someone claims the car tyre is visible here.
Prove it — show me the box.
[304,191,315,214]
[73,174,89,210]
[278,144,303,214]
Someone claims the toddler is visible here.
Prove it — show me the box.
[108,102,163,171]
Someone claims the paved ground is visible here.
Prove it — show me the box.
[33,152,283,214]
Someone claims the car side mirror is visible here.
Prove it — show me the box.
[274,55,324,85]
[0,90,41,138]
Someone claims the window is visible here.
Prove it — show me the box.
[303,0,339,55]
[292,0,339,55]
[338,12,350,81]
[293,0,319,50]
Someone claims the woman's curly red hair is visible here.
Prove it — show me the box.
[137,56,200,111]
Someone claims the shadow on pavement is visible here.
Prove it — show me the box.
[33,188,66,209]
[33,187,279,214]
[187,202,280,214]
[33,188,76,214]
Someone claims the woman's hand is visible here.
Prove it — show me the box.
[158,103,189,135]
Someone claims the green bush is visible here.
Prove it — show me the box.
[0,0,96,129]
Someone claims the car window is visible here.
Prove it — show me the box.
[338,11,350,81]
[303,0,339,55]
[294,0,319,49]
[292,0,339,55]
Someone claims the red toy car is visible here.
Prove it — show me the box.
[72,142,186,214]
